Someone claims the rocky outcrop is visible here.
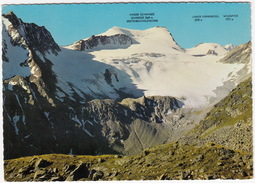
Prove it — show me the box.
[207,49,218,55]
[219,41,251,64]
[27,52,56,107]
[69,34,133,51]
[76,96,186,155]
[2,12,59,107]
[3,11,60,55]
[3,75,34,105]
[2,39,9,62]
[224,44,235,51]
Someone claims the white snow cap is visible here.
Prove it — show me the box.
[186,43,228,56]
[224,44,235,51]
[65,26,184,53]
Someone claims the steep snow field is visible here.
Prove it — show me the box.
[98,26,184,53]
[2,21,30,80]
[64,27,245,107]
[46,48,142,99]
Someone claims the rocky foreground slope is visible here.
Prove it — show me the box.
[4,142,253,181]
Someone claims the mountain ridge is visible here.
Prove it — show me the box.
[2,11,60,55]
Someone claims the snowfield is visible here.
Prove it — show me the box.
[46,48,143,100]
[2,17,30,80]
[186,43,228,56]
[63,26,247,107]
[3,20,248,108]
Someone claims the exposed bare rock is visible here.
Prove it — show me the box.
[68,34,133,51]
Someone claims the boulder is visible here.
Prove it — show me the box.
[66,163,89,181]
[35,159,52,169]
[18,165,34,175]
[92,171,104,180]
[33,169,47,180]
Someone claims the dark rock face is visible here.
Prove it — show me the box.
[104,69,113,86]
[207,49,218,55]
[2,39,9,62]
[83,96,184,155]
[3,11,60,55]
[65,163,90,181]
[70,34,133,51]
[3,74,185,159]
[35,159,52,169]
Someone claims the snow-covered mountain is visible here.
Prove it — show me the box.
[2,12,251,159]
[65,26,184,52]
[186,43,228,56]
[65,33,133,51]
[65,26,249,107]
[2,11,60,56]
[221,41,251,64]
[224,44,235,51]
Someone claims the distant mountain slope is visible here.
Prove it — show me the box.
[65,26,184,52]
[179,77,252,153]
[224,44,235,51]
[65,27,250,107]
[2,12,141,104]
[219,41,251,64]
[186,43,228,56]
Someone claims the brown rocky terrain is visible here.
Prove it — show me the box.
[4,142,253,181]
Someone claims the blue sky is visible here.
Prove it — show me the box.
[2,2,251,48]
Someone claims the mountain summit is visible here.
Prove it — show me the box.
[2,11,60,55]
[66,26,184,53]
[186,43,228,56]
